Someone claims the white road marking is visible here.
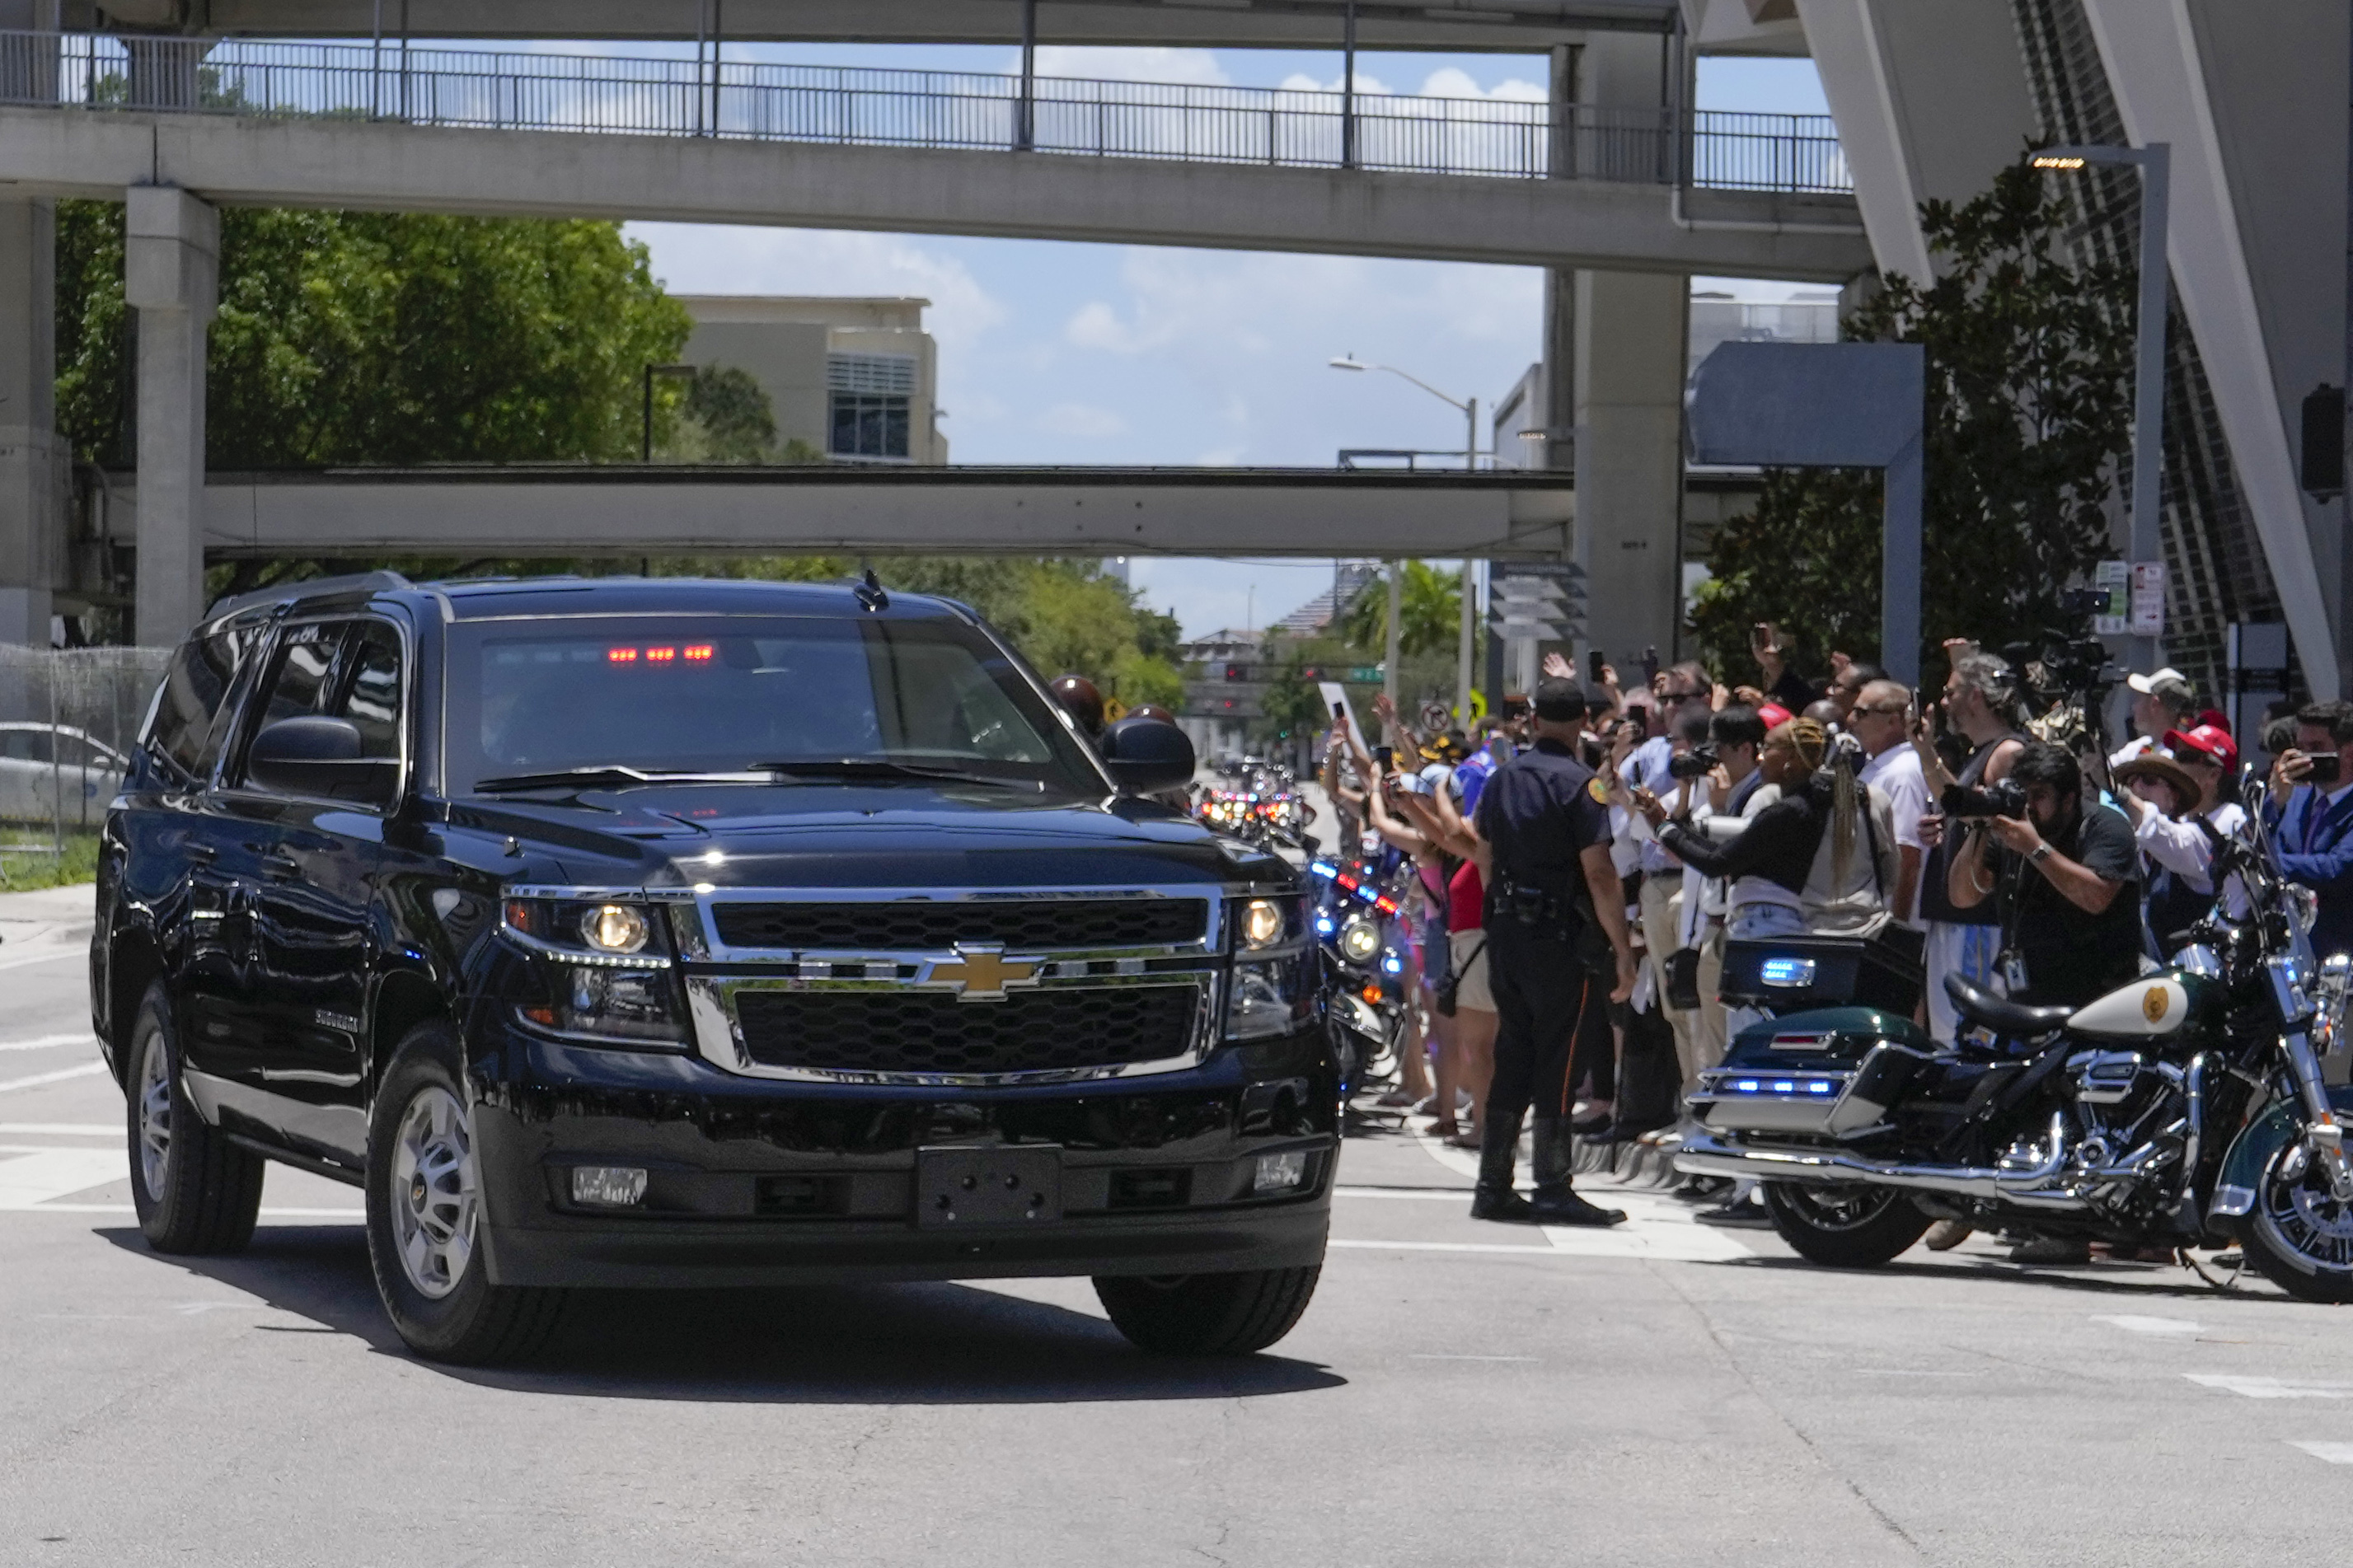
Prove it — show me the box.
[0,946,83,975]
[1336,1186,1477,1201]
[0,1033,100,1052]
[2095,1314,2204,1336]
[0,1147,131,1208]
[1411,1354,1540,1362]
[2289,1441,2353,1464]
[8,1204,363,1218]
[0,1062,106,1094]
[0,1123,116,1135]
[2187,1374,2353,1400]
[1400,1124,1753,1261]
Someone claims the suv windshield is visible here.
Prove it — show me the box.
[442,614,1104,796]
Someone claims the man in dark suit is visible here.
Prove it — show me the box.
[2267,701,2353,960]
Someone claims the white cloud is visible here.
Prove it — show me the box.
[1065,300,1151,353]
[624,224,1007,355]
[1414,66,1547,103]
[1029,47,1230,87]
[1277,69,1396,97]
[1036,402,1129,439]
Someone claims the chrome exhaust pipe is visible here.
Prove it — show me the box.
[1676,1114,2087,1211]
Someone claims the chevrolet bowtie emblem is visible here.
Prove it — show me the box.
[930,944,1040,1002]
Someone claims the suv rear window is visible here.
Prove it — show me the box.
[442,615,1100,795]
[146,626,260,784]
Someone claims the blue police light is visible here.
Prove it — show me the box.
[1309,860,1338,879]
[1380,953,1404,974]
[1807,1080,1835,1094]
[1354,884,1380,906]
[1759,955,1818,988]
[1315,915,1336,935]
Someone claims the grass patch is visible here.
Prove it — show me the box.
[0,831,101,892]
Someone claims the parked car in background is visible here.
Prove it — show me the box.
[0,722,129,831]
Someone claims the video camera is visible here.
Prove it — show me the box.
[1668,742,1721,782]
[2004,587,2124,708]
[1945,776,2029,820]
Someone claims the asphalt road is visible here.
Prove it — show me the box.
[4,885,2352,1566]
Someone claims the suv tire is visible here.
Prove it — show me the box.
[127,980,264,1255]
[365,1023,566,1365]
[1094,1266,1320,1355]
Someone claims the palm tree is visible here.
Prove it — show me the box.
[1337,561,1464,658]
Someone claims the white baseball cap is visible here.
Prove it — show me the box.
[2126,667,2193,698]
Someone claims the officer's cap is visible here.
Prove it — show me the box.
[1532,678,1589,722]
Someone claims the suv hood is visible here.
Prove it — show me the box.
[452,781,1289,890]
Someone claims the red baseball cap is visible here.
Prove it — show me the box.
[2164,724,2238,772]
[1757,702,1794,729]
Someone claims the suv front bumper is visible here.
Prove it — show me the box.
[467,1020,1336,1290]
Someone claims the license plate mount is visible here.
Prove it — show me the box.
[916,1144,1063,1228]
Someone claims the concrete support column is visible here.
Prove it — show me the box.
[0,196,63,646]
[126,187,218,647]
[1573,269,1689,671]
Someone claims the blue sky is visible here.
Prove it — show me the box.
[619,44,1832,638]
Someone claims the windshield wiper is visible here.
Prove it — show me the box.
[748,758,1037,789]
[471,765,773,794]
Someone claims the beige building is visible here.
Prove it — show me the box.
[675,297,947,465]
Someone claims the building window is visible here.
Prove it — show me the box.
[827,353,917,460]
[830,393,911,458]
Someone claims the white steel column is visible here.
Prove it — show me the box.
[0,197,62,646]
[127,186,218,646]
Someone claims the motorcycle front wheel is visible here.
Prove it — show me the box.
[2237,1141,2353,1304]
[1760,1182,1931,1268]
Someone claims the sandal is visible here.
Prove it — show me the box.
[1427,1120,1460,1139]
[1444,1126,1483,1149]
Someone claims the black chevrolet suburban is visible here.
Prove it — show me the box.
[93,573,1333,1364]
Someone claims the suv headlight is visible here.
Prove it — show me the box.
[504,896,686,1046]
[1226,893,1312,1041]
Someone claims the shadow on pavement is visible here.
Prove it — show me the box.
[1716,1249,2281,1304]
[96,1225,1347,1404]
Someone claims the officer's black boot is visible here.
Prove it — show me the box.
[1469,1113,1534,1222]
[1529,1117,1629,1227]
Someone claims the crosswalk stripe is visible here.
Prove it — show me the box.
[0,1062,106,1094]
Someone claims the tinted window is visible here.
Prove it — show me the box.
[236,623,345,791]
[443,615,1098,794]
[148,628,256,784]
[330,621,403,762]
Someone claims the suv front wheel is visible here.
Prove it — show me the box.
[364,1023,566,1364]
[127,980,263,1254]
[1094,1266,1320,1355]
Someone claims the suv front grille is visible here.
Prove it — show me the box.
[734,984,1200,1077]
[712,898,1207,953]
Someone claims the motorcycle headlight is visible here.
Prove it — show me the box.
[1338,917,1380,964]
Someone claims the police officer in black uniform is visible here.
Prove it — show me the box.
[1470,677,1638,1225]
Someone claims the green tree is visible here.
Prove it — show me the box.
[1689,160,2135,681]
[57,202,691,468]
[679,365,779,463]
[1336,561,1463,659]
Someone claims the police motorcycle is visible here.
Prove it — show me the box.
[1306,854,1413,1093]
[1673,778,2353,1301]
[1198,758,1313,853]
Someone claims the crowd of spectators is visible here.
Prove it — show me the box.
[1312,624,2347,1235]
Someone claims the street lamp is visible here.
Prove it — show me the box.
[1330,354,1482,722]
[2031,142,2170,674]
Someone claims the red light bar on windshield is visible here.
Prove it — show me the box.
[607,644,718,666]
[607,647,638,663]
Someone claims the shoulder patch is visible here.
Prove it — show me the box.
[1587,776,1612,805]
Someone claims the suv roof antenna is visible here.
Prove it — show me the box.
[854,568,888,613]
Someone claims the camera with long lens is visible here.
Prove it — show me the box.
[1668,742,1721,781]
[1945,777,2029,819]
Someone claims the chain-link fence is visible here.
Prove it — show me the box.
[0,647,171,868]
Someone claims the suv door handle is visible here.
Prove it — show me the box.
[259,850,301,879]
[186,842,217,864]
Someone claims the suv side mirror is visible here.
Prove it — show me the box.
[247,716,398,805]
[1099,715,1195,795]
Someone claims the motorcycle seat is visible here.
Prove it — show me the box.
[1944,972,2075,1038]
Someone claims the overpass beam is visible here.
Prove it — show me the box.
[0,196,63,646]
[1573,269,1689,674]
[126,185,218,646]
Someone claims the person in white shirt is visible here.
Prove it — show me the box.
[2109,668,2197,770]
[2114,724,2249,948]
[1845,679,1929,926]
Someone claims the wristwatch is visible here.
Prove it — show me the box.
[2027,841,2054,864]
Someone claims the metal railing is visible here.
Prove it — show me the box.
[0,646,168,865]
[0,30,1851,194]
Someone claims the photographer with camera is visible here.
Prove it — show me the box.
[2264,700,2353,959]
[1912,649,2029,1042]
[1943,741,2142,1009]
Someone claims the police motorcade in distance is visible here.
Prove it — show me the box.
[1677,761,2353,1300]
[96,573,1332,1364]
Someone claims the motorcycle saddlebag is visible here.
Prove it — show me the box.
[1719,927,1924,1015]
[1692,1007,1937,1137]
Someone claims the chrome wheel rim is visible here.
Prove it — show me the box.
[390,1086,478,1299]
[2257,1144,2353,1275]
[135,1027,171,1197]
